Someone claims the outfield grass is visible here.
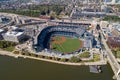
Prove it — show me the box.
[51,37,82,54]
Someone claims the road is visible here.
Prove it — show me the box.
[101,32,120,80]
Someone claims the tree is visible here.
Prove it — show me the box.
[79,52,90,58]
[93,53,100,61]
[13,50,20,54]
[113,48,120,58]
[40,10,46,15]
[38,55,43,58]
[45,56,51,59]
[0,41,16,51]
[60,58,67,62]
[52,57,58,60]
[69,56,81,63]
[21,51,31,56]
[31,53,37,57]
[47,8,50,15]
[117,51,120,58]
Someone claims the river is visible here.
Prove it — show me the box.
[0,55,114,80]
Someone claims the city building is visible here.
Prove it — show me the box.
[70,8,106,19]
[108,23,120,37]
[10,26,18,30]
[101,23,120,48]
[2,31,24,42]
[100,21,109,28]
[107,37,120,48]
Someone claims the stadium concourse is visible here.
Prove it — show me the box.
[30,24,95,59]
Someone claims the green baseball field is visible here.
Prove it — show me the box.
[50,36,83,54]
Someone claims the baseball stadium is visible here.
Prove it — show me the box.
[32,24,95,58]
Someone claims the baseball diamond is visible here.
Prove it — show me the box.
[32,25,95,54]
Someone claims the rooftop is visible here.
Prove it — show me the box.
[10,26,18,30]
[110,23,120,32]
[5,31,23,37]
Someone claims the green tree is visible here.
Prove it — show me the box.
[93,53,100,61]
[69,56,81,63]
[0,41,16,51]
[79,51,90,58]
[13,50,20,54]
[116,51,120,58]
[60,58,67,62]
[40,10,46,15]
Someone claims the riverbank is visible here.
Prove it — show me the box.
[0,50,107,66]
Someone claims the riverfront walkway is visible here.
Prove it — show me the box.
[0,50,106,66]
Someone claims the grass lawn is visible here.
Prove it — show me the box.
[0,40,16,52]
[51,37,82,54]
[3,46,15,52]
[116,51,120,58]
[79,51,90,58]
[93,53,100,61]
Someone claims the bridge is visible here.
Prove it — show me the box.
[101,32,120,80]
